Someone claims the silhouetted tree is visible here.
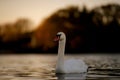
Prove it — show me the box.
[34,4,120,53]
[0,18,34,53]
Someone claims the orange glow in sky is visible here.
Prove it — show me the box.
[0,0,120,28]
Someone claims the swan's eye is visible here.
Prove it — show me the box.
[56,34,61,37]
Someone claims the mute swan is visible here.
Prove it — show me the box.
[54,32,88,73]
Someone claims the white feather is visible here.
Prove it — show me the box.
[63,59,88,73]
[55,32,88,73]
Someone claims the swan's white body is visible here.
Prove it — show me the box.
[55,32,88,73]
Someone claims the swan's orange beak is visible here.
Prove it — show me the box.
[54,35,60,41]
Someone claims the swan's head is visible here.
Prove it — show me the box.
[54,32,66,41]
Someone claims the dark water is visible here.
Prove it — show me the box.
[0,54,120,80]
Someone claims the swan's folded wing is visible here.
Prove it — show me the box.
[64,59,88,73]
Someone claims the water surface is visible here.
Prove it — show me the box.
[0,54,120,80]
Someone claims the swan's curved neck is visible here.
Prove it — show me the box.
[58,39,66,57]
[56,37,66,71]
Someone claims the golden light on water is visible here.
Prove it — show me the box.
[0,54,119,79]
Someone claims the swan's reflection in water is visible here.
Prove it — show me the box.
[56,73,87,80]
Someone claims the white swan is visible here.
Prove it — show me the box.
[54,32,88,73]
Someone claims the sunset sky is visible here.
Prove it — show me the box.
[0,0,120,28]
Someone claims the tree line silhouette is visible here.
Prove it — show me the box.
[0,4,120,53]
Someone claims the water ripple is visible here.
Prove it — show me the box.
[0,54,119,80]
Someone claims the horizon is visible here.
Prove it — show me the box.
[0,0,120,29]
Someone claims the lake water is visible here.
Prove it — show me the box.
[0,54,120,80]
